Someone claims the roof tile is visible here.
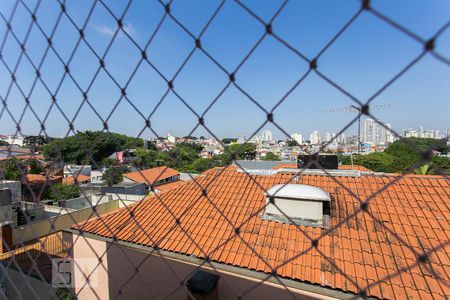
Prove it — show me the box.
[73,168,450,299]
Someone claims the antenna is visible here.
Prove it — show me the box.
[322,104,394,153]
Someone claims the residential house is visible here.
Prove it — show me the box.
[66,166,449,299]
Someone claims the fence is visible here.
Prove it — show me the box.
[0,0,449,299]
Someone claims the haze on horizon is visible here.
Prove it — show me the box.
[1,0,449,141]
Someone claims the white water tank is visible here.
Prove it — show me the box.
[263,184,331,227]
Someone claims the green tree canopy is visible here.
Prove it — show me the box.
[102,166,127,186]
[223,143,256,163]
[262,152,281,161]
[221,138,238,144]
[23,135,50,147]
[338,138,450,174]
[27,160,44,174]
[48,183,80,201]
[1,157,24,180]
[43,131,143,165]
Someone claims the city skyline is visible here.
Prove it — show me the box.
[1,1,449,140]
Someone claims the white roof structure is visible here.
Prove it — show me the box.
[265,184,330,202]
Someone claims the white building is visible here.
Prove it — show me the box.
[290,133,303,145]
[0,135,24,146]
[167,131,176,144]
[260,130,273,142]
[363,118,394,145]
[310,131,321,145]
[403,126,440,139]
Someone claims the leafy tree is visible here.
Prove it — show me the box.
[414,164,430,175]
[27,160,44,174]
[337,138,450,175]
[262,152,281,161]
[355,152,394,172]
[48,183,80,201]
[189,158,214,173]
[145,140,157,151]
[0,140,8,146]
[429,156,450,175]
[221,138,237,144]
[100,158,121,167]
[286,140,299,147]
[55,287,75,300]
[1,158,24,180]
[43,131,143,164]
[223,143,256,163]
[102,166,126,186]
[23,135,49,147]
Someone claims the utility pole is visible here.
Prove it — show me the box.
[322,103,393,154]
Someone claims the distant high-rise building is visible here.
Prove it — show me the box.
[324,132,332,143]
[290,133,303,145]
[363,118,394,145]
[404,126,441,139]
[260,130,273,142]
[310,131,321,145]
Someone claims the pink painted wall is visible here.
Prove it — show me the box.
[68,234,335,300]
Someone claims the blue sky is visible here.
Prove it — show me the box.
[0,0,449,140]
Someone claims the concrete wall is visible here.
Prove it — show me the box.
[105,193,145,202]
[69,234,336,300]
[0,181,21,204]
[13,200,119,245]
[0,266,55,299]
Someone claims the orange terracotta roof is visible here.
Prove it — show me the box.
[272,163,297,169]
[62,174,90,184]
[154,180,186,192]
[23,174,63,184]
[74,168,450,299]
[123,166,179,185]
[339,165,372,172]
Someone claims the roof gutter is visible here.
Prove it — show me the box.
[65,229,370,300]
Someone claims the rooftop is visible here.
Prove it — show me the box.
[62,174,90,185]
[123,166,179,185]
[74,167,449,299]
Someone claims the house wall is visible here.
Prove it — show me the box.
[69,234,336,300]
[13,200,119,245]
[105,193,146,202]
[0,266,55,299]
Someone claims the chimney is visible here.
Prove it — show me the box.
[186,270,220,300]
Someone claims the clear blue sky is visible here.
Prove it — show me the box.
[1,0,449,141]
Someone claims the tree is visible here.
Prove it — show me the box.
[0,140,8,146]
[145,140,157,151]
[221,138,237,144]
[286,140,298,147]
[355,152,394,172]
[48,183,80,201]
[101,158,121,167]
[43,131,143,164]
[23,135,49,147]
[27,160,44,174]
[429,156,450,175]
[223,143,256,163]
[102,166,126,186]
[1,158,24,180]
[262,152,281,161]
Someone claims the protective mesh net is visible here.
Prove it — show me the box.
[0,0,449,299]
